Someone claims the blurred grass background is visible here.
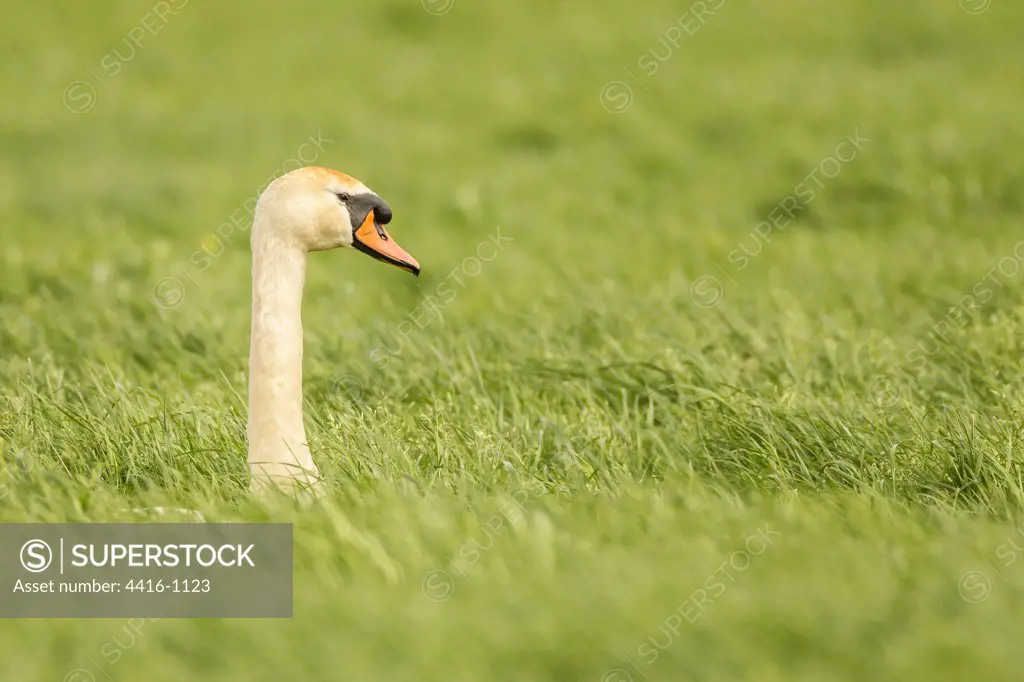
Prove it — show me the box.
[3,0,1024,679]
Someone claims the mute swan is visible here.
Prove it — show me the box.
[247,166,420,494]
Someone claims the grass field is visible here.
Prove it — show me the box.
[3,0,1024,679]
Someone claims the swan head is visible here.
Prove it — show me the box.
[255,166,420,276]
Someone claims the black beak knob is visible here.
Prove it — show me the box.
[373,200,393,225]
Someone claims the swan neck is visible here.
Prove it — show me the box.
[247,226,317,487]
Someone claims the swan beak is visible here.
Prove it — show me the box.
[352,210,421,276]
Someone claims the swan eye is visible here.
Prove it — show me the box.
[336,192,350,203]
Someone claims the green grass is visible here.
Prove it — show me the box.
[3,0,1024,679]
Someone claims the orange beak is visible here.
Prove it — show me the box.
[352,210,420,276]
